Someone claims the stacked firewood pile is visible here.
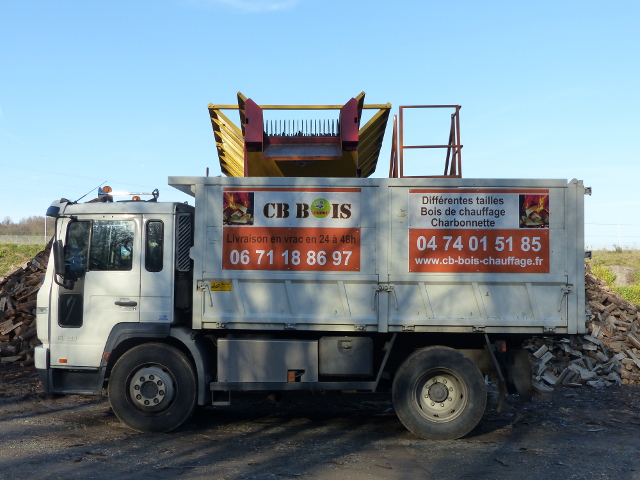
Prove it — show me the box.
[0,243,50,366]
[529,266,640,393]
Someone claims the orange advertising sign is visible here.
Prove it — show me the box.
[408,189,550,273]
[223,227,360,271]
[409,229,549,273]
[222,188,361,271]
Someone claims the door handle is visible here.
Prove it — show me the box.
[115,301,137,307]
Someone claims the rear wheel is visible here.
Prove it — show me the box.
[392,346,486,440]
[109,343,197,433]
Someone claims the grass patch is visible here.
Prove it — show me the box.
[0,244,43,276]
[591,249,640,270]
[590,264,617,285]
[614,285,640,305]
[588,251,640,306]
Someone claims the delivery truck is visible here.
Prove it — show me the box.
[35,94,588,439]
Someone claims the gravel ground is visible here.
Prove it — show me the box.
[2,364,640,480]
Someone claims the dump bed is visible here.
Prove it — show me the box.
[170,176,586,335]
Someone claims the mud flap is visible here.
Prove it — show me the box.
[507,349,532,402]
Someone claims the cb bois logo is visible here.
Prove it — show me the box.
[263,197,352,219]
[310,198,330,218]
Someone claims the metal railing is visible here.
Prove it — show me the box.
[389,105,463,178]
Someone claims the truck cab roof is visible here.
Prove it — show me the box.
[46,199,192,218]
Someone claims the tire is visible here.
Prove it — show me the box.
[108,343,197,433]
[392,346,487,440]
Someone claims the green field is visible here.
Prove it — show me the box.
[590,249,640,305]
[0,244,44,276]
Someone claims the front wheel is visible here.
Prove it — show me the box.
[108,343,197,433]
[392,346,486,440]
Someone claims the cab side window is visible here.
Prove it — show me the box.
[89,221,135,271]
[145,221,164,272]
[58,293,83,328]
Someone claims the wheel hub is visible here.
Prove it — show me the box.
[140,380,159,399]
[129,366,175,411]
[418,372,468,424]
[428,382,449,403]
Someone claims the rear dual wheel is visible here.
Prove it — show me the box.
[109,343,197,433]
[392,346,486,440]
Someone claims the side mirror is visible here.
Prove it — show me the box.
[54,240,66,277]
[53,239,75,289]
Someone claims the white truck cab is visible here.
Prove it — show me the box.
[36,197,200,398]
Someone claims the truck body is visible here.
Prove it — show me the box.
[35,97,588,439]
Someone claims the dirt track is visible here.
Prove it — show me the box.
[2,364,640,479]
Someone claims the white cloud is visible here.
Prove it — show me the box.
[195,0,300,12]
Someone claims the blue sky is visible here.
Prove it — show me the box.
[1,0,638,248]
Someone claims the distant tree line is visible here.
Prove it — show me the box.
[0,216,55,237]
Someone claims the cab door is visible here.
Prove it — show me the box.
[50,216,141,367]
